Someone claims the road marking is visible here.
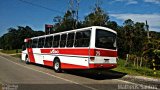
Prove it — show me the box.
[0,56,98,90]
[115,79,136,84]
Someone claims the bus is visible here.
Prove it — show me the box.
[21,26,117,72]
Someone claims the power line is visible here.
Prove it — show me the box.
[19,0,64,14]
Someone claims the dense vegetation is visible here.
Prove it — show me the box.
[0,26,44,50]
[52,7,160,69]
[0,6,159,69]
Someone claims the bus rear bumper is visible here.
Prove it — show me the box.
[89,63,117,69]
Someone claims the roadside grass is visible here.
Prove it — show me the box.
[11,54,21,58]
[112,59,160,78]
[0,49,21,58]
[0,49,21,54]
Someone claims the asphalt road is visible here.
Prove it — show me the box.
[0,53,156,90]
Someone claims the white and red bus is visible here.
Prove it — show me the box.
[21,26,117,72]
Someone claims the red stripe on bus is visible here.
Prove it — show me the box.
[27,48,35,63]
[61,63,88,69]
[43,60,53,67]
[40,48,117,57]
[43,60,117,69]
[41,48,89,56]
[61,63,117,69]
[41,49,52,53]
[94,49,117,57]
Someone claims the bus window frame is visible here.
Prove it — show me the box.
[44,36,54,48]
[31,38,38,48]
[95,29,117,50]
[66,32,75,48]
[53,34,60,48]
[60,34,67,48]
[74,29,91,48]
[38,37,45,48]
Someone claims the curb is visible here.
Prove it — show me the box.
[121,75,160,88]
[124,75,160,82]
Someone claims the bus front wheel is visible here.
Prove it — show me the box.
[54,59,61,73]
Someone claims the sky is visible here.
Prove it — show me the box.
[0,0,160,36]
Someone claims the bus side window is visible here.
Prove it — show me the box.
[60,34,67,47]
[75,32,82,47]
[38,37,45,48]
[75,30,91,47]
[53,35,60,47]
[44,36,53,48]
[32,39,38,48]
[82,30,91,47]
[67,33,74,47]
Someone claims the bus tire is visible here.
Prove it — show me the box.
[25,55,30,64]
[53,58,61,73]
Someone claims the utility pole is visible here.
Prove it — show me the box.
[69,0,75,29]
[95,0,101,11]
[68,0,80,29]
[96,0,99,8]
[145,20,150,42]
[69,0,74,15]
[75,0,80,28]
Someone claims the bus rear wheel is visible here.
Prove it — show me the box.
[54,59,61,73]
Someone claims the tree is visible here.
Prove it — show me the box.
[123,19,134,54]
[53,16,62,23]
[83,7,109,27]
[132,22,146,55]
[106,21,118,31]
[0,26,44,50]
[53,10,81,33]
[117,19,147,57]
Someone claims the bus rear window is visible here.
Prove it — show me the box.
[96,29,116,50]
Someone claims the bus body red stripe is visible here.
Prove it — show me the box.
[61,63,88,69]
[27,48,35,63]
[94,49,117,57]
[43,60,53,67]
[42,60,117,69]
[41,48,89,56]
[40,48,117,57]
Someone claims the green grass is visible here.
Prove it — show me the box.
[112,59,160,78]
[0,49,21,54]
[11,54,21,58]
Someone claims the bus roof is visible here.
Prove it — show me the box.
[29,26,116,39]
